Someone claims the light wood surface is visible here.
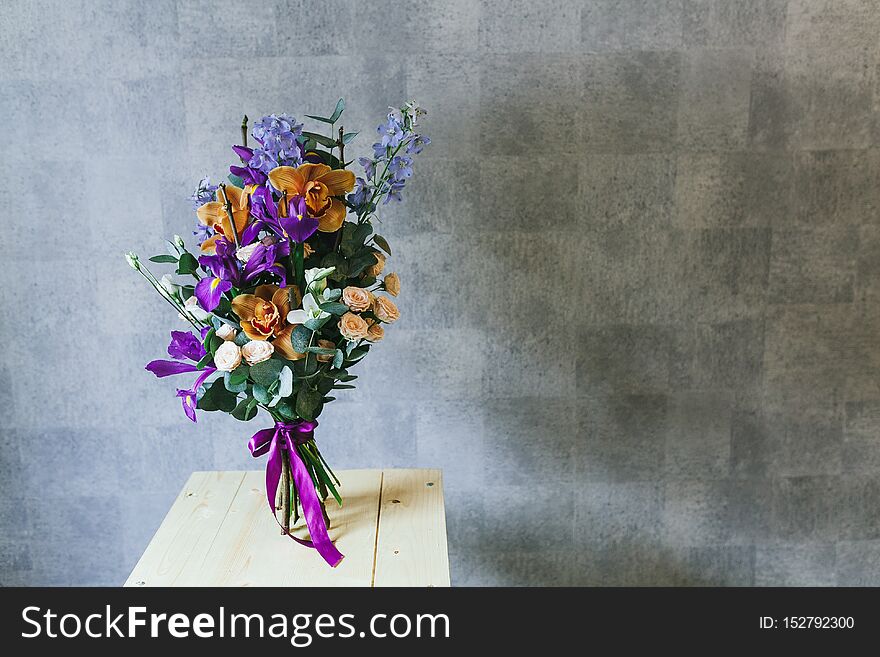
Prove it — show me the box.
[125,468,449,587]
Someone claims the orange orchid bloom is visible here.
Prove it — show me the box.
[231,284,304,360]
[196,185,250,254]
[268,163,355,233]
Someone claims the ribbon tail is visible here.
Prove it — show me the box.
[264,430,283,517]
[287,437,344,567]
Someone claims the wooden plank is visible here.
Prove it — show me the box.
[373,469,450,587]
[124,471,246,587]
[197,469,383,586]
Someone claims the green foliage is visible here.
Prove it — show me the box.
[341,131,358,144]
[319,302,349,316]
[177,253,199,275]
[296,387,323,421]
[250,358,284,387]
[291,325,312,353]
[149,254,179,264]
[231,397,258,421]
[301,131,337,148]
[372,234,392,255]
[332,349,344,369]
[306,98,345,124]
[197,378,237,412]
[224,364,250,393]
[228,173,245,188]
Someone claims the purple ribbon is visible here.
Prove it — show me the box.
[248,420,344,567]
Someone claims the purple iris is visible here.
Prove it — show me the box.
[176,368,215,423]
[243,238,290,284]
[146,331,216,423]
[167,330,205,361]
[194,240,237,311]
[279,195,319,244]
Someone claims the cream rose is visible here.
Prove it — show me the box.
[316,339,336,362]
[216,323,237,341]
[366,322,385,342]
[342,286,372,312]
[214,341,242,371]
[366,252,386,278]
[384,272,400,297]
[241,340,274,365]
[373,296,400,323]
[338,312,370,341]
[182,295,210,322]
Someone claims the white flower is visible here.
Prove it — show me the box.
[181,295,210,322]
[287,292,329,325]
[304,266,335,294]
[235,242,261,263]
[241,340,274,365]
[216,323,237,341]
[213,341,242,372]
[160,274,179,299]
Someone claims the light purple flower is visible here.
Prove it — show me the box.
[249,114,305,174]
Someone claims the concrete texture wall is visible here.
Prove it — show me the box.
[2,0,880,586]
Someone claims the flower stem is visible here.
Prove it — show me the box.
[240,115,248,148]
[136,264,203,332]
[218,184,240,249]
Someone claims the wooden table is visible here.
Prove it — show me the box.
[124,469,450,587]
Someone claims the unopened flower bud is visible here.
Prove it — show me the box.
[125,251,140,269]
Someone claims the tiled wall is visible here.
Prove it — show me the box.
[2,0,879,585]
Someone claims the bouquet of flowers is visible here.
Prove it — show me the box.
[126,100,429,566]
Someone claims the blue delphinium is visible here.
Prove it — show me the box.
[248,113,304,174]
[190,175,217,210]
[349,102,429,213]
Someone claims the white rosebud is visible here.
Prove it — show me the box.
[125,251,140,269]
[241,340,274,365]
[160,274,179,298]
[216,323,237,341]
[183,295,211,322]
[173,235,185,248]
[213,341,242,372]
[236,242,261,263]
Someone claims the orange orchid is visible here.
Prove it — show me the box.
[231,284,305,360]
[268,163,355,233]
[196,185,250,254]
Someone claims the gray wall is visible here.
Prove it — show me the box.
[2,0,880,586]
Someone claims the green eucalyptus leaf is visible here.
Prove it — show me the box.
[250,358,285,387]
[324,288,342,302]
[319,302,349,316]
[296,387,322,421]
[277,366,293,398]
[228,173,245,188]
[231,397,258,421]
[329,98,345,122]
[149,254,179,264]
[332,349,344,369]
[348,252,378,277]
[291,325,312,353]
[333,384,356,390]
[372,234,392,255]
[304,114,334,124]
[304,316,330,331]
[195,351,214,370]
[301,131,337,148]
[228,364,250,386]
[353,222,373,245]
[177,252,199,275]
[307,346,337,355]
[341,131,358,144]
[252,383,271,405]
[197,378,237,412]
[275,398,297,420]
[224,370,248,394]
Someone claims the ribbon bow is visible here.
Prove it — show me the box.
[248,420,344,567]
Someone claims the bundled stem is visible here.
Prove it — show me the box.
[281,450,291,535]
